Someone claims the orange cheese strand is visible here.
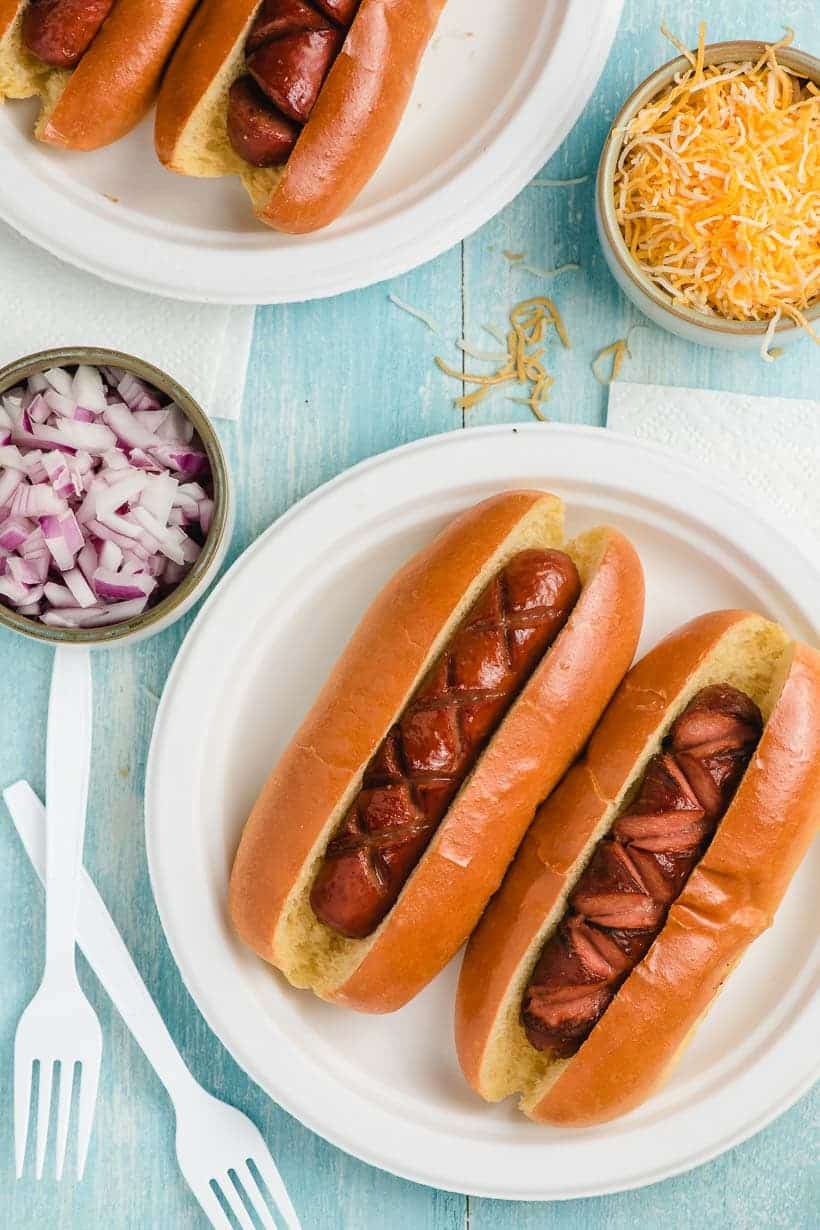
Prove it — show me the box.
[614,26,820,333]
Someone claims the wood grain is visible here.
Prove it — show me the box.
[1,1,817,1225]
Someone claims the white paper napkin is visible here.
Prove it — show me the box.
[0,223,254,421]
[607,382,820,551]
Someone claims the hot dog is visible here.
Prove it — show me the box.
[22,0,115,68]
[155,0,448,232]
[455,610,820,1124]
[310,548,583,939]
[229,491,644,1012]
[0,0,201,149]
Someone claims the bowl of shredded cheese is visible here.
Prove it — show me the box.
[596,26,820,357]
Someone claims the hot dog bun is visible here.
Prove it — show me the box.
[229,491,645,1012]
[455,610,820,1124]
[0,0,199,149]
[155,0,446,233]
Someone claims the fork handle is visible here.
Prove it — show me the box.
[45,646,94,977]
[6,781,197,1102]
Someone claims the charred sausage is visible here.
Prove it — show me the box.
[310,549,583,939]
[22,0,115,69]
[522,684,763,1056]
[227,76,300,166]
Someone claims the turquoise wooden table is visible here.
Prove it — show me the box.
[1,2,817,1226]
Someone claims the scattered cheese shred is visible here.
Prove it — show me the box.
[531,176,591,187]
[592,338,631,384]
[517,261,581,279]
[387,293,443,334]
[614,24,820,339]
[435,297,570,418]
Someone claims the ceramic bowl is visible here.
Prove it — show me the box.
[0,347,233,647]
[596,41,820,350]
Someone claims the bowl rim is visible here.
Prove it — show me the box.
[0,346,231,646]
[597,39,820,339]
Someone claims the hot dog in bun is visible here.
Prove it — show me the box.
[0,0,200,149]
[155,0,447,233]
[455,610,820,1124]
[229,491,644,1012]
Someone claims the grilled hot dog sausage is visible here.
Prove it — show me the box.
[522,684,762,1056]
[248,26,343,124]
[310,549,583,939]
[227,0,359,167]
[22,0,115,68]
[227,77,300,167]
[246,0,327,53]
[313,0,358,23]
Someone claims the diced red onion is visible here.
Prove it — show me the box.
[155,404,194,444]
[28,424,77,454]
[0,445,26,470]
[99,540,123,571]
[93,567,156,602]
[135,408,170,431]
[44,581,79,608]
[181,537,201,565]
[7,556,43,586]
[86,518,151,557]
[56,418,116,453]
[140,472,177,526]
[40,512,83,571]
[72,365,107,412]
[45,389,78,418]
[199,498,214,535]
[117,372,162,412]
[44,368,73,397]
[148,442,207,476]
[42,595,149,628]
[0,468,23,506]
[28,393,52,423]
[128,448,164,472]
[64,566,98,608]
[0,516,32,551]
[41,451,76,499]
[0,362,213,628]
[0,575,29,604]
[101,448,130,471]
[77,542,98,584]
[12,484,66,518]
[103,403,160,450]
[94,471,147,517]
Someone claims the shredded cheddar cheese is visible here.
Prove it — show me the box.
[614,25,820,339]
[592,338,630,384]
[435,296,570,417]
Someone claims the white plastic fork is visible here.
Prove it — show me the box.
[5,780,301,1230]
[13,647,101,1180]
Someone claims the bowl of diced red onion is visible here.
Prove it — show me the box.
[0,348,232,644]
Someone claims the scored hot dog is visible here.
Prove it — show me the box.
[310,548,583,939]
[229,491,644,1012]
[155,0,448,233]
[0,0,201,149]
[455,610,820,1124]
[22,0,115,68]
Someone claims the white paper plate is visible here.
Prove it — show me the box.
[0,1,622,304]
[145,424,820,1200]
